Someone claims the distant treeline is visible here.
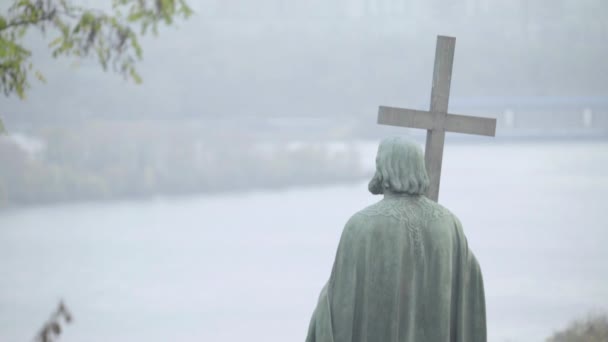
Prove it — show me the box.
[0,121,366,207]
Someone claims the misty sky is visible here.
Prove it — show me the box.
[2,0,606,124]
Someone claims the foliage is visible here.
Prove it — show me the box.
[35,301,72,342]
[0,0,193,99]
[546,313,608,342]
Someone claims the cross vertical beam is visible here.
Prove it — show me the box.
[425,36,455,202]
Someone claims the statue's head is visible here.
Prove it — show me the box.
[368,137,429,196]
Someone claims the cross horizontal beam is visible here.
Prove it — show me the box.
[445,113,496,137]
[378,106,496,137]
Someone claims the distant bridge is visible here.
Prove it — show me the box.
[447,96,608,135]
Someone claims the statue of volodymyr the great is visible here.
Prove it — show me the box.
[305,137,486,342]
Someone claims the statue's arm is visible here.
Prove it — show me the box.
[452,214,487,341]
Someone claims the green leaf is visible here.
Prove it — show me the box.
[35,70,46,83]
[48,37,63,48]
[130,36,143,59]
[141,21,149,35]
[0,117,6,134]
[129,67,142,84]
[127,12,144,22]
[81,12,95,25]
[17,91,25,100]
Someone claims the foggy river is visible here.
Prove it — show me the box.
[1,141,607,342]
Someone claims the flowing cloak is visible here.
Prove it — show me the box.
[306,195,486,342]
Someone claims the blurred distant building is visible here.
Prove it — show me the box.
[0,133,46,161]
[449,96,608,137]
[255,95,608,139]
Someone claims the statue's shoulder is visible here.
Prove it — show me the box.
[341,201,384,231]
[354,195,453,224]
[428,199,458,222]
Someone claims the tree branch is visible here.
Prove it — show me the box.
[1,12,56,31]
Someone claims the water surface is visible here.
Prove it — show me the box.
[1,141,607,341]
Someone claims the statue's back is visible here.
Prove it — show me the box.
[306,194,486,342]
[306,137,486,342]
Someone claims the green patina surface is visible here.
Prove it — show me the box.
[306,138,486,342]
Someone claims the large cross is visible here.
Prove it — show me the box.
[377,35,497,202]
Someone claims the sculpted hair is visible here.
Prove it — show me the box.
[368,137,430,196]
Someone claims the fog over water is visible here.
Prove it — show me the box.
[1,141,608,342]
[0,1,607,341]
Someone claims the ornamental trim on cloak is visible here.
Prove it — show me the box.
[358,196,449,258]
